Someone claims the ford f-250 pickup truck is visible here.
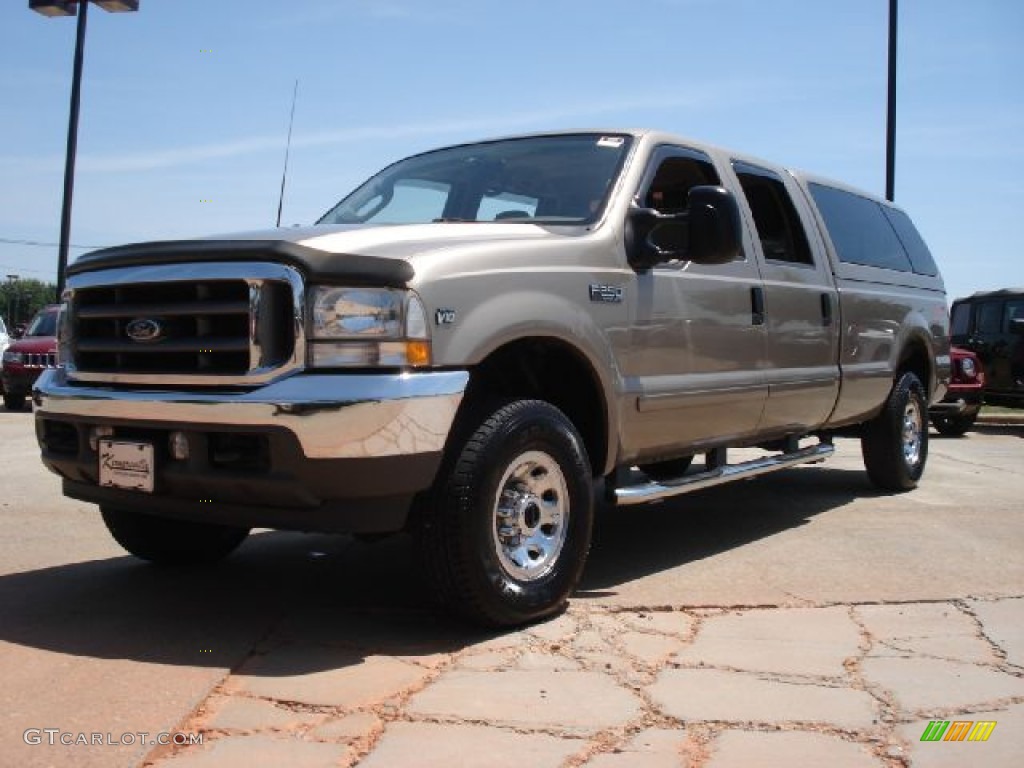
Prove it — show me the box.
[34,130,950,626]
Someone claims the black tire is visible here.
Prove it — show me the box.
[930,406,979,437]
[638,455,694,482]
[101,507,250,565]
[416,399,594,627]
[861,372,929,491]
[3,394,26,411]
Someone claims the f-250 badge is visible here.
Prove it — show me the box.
[589,284,623,303]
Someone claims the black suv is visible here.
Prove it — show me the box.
[950,288,1024,408]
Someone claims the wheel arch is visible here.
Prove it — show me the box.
[456,336,612,477]
[897,332,936,402]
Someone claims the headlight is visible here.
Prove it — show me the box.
[960,357,976,379]
[308,286,431,367]
[2,350,22,365]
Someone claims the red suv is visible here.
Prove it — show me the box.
[2,305,59,411]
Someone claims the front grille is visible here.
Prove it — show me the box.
[70,270,297,382]
[23,352,57,368]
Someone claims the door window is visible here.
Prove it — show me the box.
[733,162,813,265]
[1004,300,1024,332]
[976,301,1003,335]
[639,148,724,258]
[950,303,971,336]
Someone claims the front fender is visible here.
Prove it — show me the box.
[427,281,625,475]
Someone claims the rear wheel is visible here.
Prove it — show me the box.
[862,372,928,491]
[416,399,594,627]
[101,507,250,565]
[930,405,979,437]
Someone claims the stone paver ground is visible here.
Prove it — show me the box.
[144,596,1024,767]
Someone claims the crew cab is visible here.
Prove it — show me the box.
[34,130,950,626]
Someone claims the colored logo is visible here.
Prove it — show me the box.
[920,720,996,742]
[125,318,165,343]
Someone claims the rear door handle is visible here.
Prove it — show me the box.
[821,293,833,326]
[751,286,765,326]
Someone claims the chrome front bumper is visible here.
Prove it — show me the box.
[34,368,468,459]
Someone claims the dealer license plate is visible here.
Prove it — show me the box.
[98,439,155,493]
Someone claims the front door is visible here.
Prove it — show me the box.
[615,145,768,462]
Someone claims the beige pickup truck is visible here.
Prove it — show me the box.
[34,130,950,626]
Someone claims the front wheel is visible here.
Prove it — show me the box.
[861,372,928,491]
[101,507,250,565]
[416,399,594,627]
[3,394,26,411]
[930,405,979,437]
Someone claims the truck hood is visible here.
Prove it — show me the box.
[68,222,577,286]
[215,222,571,259]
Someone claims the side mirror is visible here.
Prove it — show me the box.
[626,185,741,270]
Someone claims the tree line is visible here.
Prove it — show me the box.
[1,279,58,329]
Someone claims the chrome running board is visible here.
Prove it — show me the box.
[614,441,835,506]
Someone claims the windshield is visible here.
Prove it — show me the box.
[26,309,57,337]
[318,133,633,227]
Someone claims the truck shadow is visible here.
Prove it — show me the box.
[582,464,873,592]
[0,464,869,674]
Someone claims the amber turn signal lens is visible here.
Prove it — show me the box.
[406,341,431,367]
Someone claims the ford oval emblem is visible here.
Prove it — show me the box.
[125,318,164,343]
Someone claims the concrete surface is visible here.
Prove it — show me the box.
[1,407,1022,767]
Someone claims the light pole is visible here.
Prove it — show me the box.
[885,0,897,202]
[28,1,140,302]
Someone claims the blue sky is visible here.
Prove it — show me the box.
[1,0,1021,302]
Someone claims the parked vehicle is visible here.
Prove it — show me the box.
[949,288,1024,409]
[34,130,950,626]
[929,346,984,436]
[2,305,59,411]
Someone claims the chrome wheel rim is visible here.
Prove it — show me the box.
[492,450,569,582]
[902,398,923,466]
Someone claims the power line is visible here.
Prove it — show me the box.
[0,237,106,250]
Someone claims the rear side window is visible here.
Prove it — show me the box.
[883,207,939,276]
[733,162,813,265]
[808,183,913,272]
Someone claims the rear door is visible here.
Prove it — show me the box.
[729,161,840,433]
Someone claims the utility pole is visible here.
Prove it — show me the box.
[885,0,898,201]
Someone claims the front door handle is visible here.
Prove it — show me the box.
[751,286,765,326]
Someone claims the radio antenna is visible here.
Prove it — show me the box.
[276,79,299,227]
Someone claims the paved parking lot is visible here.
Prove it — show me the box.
[1,408,1022,767]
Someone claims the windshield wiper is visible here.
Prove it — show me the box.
[431,217,474,223]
